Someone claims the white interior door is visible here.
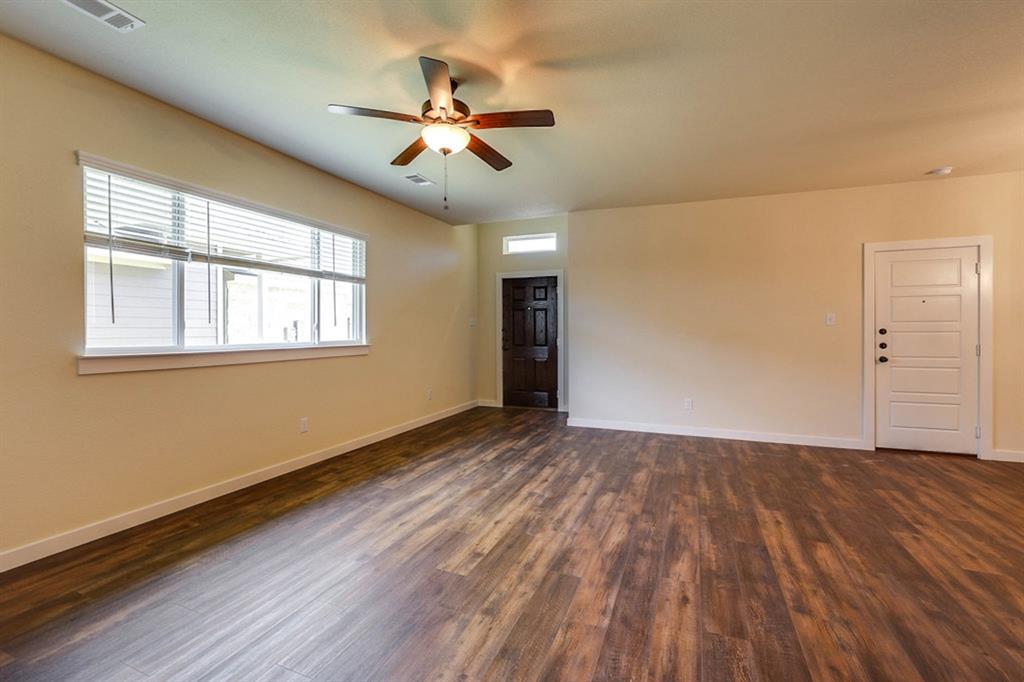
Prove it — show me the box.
[874,246,979,454]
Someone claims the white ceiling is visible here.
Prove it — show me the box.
[2,0,1022,225]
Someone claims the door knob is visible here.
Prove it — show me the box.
[878,356,889,363]
[878,328,887,335]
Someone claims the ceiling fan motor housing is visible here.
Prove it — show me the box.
[422,98,471,122]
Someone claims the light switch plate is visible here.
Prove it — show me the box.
[825,313,837,326]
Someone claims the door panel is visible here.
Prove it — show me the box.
[890,367,960,395]
[533,308,548,345]
[875,247,978,454]
[890,258,961,286]
[890,295,961,322]
[890,402,960,430]
[888,331,960,358]
[512,309,526,345]
[502,276,558,408]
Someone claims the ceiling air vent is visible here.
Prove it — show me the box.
[63,0,145,32]
[403,173,435,187]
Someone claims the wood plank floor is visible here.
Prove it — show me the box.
[1,407,1022,681]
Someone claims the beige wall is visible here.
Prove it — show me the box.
[567,172,1023,451]
[0,37,477,554]
[475,215,567,404]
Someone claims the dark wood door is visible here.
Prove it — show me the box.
[502,276,558,408]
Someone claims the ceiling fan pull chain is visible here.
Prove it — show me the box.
[443,151,449,211]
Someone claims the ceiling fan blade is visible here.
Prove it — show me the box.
[327,104,421,123]
[467,110,555,129]
[419,56,455,118]
[390,137,428,166]
[467,132,512,171]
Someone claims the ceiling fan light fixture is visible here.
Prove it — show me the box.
[421,123,470,155]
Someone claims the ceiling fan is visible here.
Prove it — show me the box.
[328,56,555,172]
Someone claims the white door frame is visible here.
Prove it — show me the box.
[495,269,567,412]
[862,236,993,458]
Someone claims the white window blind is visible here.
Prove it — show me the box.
[83,167,365,283]
[80,155,366,352]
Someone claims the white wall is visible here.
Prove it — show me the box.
[566,172,1023,453]
[475,215,568,404]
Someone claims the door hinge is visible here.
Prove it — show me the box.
[975,262,981,275]
[976,344,981,357]
[975,425,981,439]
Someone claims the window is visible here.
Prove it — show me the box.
[82,162,366,353]
[503,233,557,255]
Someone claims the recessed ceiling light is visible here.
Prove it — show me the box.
[925,166,954,176]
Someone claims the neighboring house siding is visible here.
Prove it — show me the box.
[85,253,174,348]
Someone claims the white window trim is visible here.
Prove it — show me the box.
[502,232,557,255]
[77,151,369,370]
[78,342,370,375]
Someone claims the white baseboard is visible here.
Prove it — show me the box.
[983,449,1024,463]
[566,416,869,451]
[0,400,480,573]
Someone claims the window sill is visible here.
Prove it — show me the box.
[78,343,370,375]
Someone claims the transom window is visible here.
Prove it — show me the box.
[82,162,366,353]
[502,232,557,255]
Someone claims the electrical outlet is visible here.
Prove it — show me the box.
[426,388,433,401]
[299,416,309,433]
[468,317,477,328]
[684,398,693,410]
